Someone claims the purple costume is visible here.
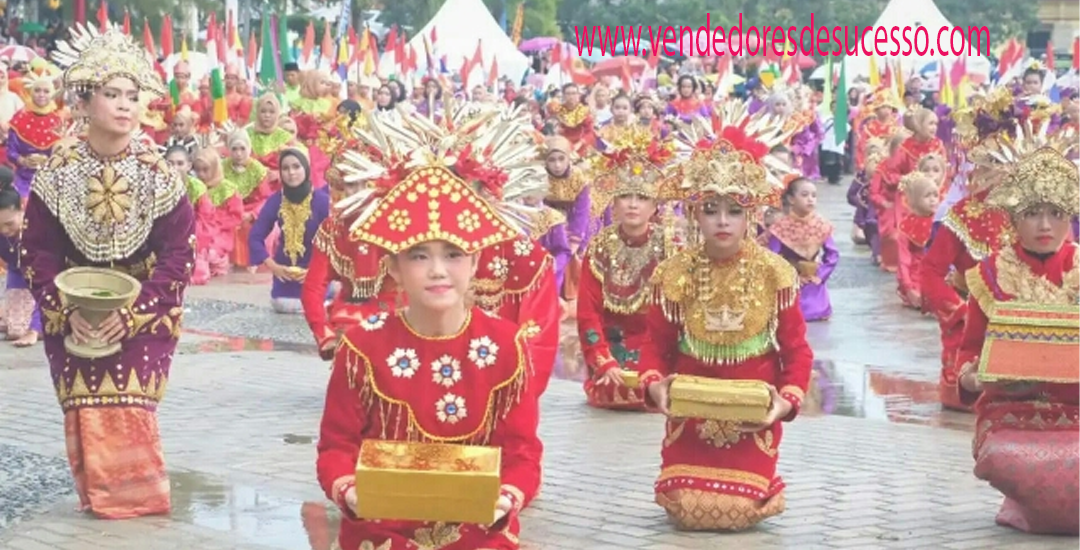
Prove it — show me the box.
[790,115,824,179]
[19,139,195,413]
[767,234,840,321]
[537,216,572,291]
[847,172,880,259]
[6,109,63,198]
[1,233,42,334]
[249,189,331,299]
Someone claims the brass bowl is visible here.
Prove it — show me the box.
[54,267,141,359]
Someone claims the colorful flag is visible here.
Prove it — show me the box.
[259,11,278,85]
[834,59,848,144]
[868,55,879,87]
[209,24,228,124]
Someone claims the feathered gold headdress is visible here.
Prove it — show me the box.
[334,102,548,254]
[52,24,165,97]
[982,121,1079,217]
[669,101,797,208]
[587,125,678,215]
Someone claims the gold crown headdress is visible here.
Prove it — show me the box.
[52,24,165,98]
[588,125,678,215]
[982,122,1079,217]
[669,101,797,208]
[334,102,548,254]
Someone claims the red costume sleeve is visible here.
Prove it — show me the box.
[775,297,813,420]
[955,294,989,406]
[575,252,618,377]
[488,374,543,513]
[920,227,965,318]
[637,302,681,406]
[302,245,337,353]
[869,148,903,210]
[896,237,917,295]
[316,347,366,517]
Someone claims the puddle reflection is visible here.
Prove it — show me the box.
[169,471,339,550]
[177,329,318,355]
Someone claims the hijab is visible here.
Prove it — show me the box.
[279,148,312,204]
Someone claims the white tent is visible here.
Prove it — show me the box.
[843,0,991,86]
[381,0,531,84]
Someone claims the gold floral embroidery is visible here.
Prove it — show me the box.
[85,163,132,224]
[994,244,1080,305]
[587,224,671,315]
[550,102,590,129]
[413,522,462,549]
[42,307,67,336]
[279,193,313,265]
[696,420,743,448]
[754,430,777,457]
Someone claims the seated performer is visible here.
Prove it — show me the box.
[767,177,839,322]
[639,104,813,531]
[577,126,681,410]
[317,105,545,550]
[956,131,1079,535]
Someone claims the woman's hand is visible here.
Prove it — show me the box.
[344,486,357,512]
[490,495,513,527]
[646,374,677,415]
[68,309,95,344]
[596,367,624,386]
[97,311,127,344]
[738,385,792,433]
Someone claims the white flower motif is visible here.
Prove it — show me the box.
[513,238,534,257]
[468,336,499,368]
[386,348,420,378]
[435,393,467,424]
[360,311,388,331]
[487,256,509,279]
[430,355,462,387]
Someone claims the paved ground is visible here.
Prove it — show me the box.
[0,179,1075,549]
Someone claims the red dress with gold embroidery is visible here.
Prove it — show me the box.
[871,137,945,271]
[856,118,896,170]
[577,224,674,410]
[955,242,1079,534]
[896,213,934,305]
[922,190,1012,410]
[301,215,397,356]
[317,310,543,550]
[638,244,813,531]
[472,235,560,397]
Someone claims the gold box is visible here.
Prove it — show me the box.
[621,369,640,388]
[669,376,771,423]
[978,303,1079,383]
[795,260,820,278]
[355,440,501,524]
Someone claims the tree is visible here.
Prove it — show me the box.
[483,0,561,39]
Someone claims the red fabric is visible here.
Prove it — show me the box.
[474,237,560,397]
[9,109,62,149]
[316,310,542,550]
[856,118,896,170]
[872,137,945,271]
[576,250,645,410]
[226,93,252,124]
[637,292,813,502]
[896,214,933,306]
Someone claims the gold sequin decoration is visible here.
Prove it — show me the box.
[586,224,673,315]
[986,146,1080,217]
[279,193,313,265]
[968,243,1080,312]
[651,242,798,363]
[30,140,185,263]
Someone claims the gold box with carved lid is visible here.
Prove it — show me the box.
[355,440,501,524]
[669,376,771,423]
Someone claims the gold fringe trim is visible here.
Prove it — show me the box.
[965,264,997,316]
[313,218,387,299]
[474,254,552,313]
[337,326,530,445]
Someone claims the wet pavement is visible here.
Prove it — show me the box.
[0,179,1074,549]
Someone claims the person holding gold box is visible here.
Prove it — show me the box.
[955,122,1079,535]
[576,125,681,410]
[19,24,195,519]
[637,102,814,532]
[316,104,545,550]
[922,87,1024,411]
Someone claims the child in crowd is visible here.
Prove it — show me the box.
[896,172,940,310]
[767,177,840,321]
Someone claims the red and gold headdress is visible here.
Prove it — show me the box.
[335,102,547,255]
[981,121,1079,217]
[588,125,678,213]
[669,101,797,208]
